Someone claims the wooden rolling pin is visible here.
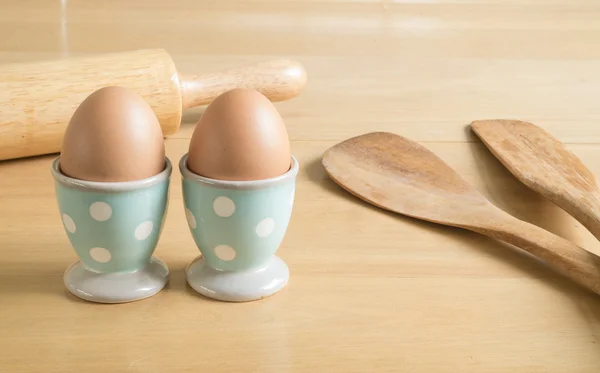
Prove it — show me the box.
[0,48,307,161]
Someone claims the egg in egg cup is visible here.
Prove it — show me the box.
[179,87,297,302]
[51,86,171,304]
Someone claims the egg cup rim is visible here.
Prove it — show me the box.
[179,153,298,190]
[51,156,172,193]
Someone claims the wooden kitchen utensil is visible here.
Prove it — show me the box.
[322,131,600,296]
[471,119,600,243]
[0,48,307,161]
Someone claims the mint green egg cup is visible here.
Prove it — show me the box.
[180,154,298,302]
[51,157,172,304]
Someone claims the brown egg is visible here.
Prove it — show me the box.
[60,86,165,182]
[187,88,291,181]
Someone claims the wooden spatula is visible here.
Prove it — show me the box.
[471,119,600,243]
[322,131,600,296]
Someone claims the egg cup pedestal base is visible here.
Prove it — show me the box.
[186,255,289,302]
[63,256,169,303]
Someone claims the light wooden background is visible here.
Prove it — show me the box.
[2,0,600,372]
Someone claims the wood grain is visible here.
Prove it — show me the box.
[2,0,600,372]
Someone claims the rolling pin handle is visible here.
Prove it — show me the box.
[178,59,307,109]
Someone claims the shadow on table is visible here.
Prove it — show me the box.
[0,256,228,305]
[0,261,67,296]
[166,258,226,303]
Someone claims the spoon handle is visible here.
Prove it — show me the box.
[561,194,600,244]
[470,210,600,296]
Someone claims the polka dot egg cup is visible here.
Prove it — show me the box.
[51,157,172,303]
[180,154,299,302]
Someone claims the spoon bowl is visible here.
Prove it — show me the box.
[471,119,600,242]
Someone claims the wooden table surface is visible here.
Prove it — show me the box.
[2,0,600,372]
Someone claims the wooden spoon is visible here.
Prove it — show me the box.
[471,119,600,243]
[321,131,600,296]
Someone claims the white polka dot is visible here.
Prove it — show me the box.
[135,221,153,240]
[213,196,235,217]
[214,245,236,261]
[89,247,111,263]
[62,213,76,233]
[185,208,196,229]
[256,217,276,238]
[90,202,112,221]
